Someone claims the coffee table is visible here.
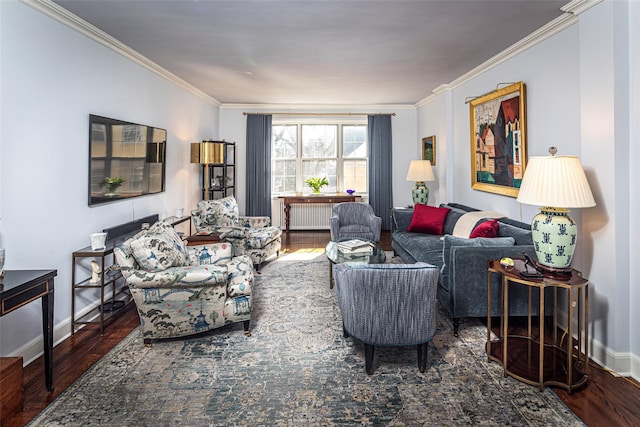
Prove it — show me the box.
[325,238,386,289]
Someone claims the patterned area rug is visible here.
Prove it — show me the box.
[30,252,584,426]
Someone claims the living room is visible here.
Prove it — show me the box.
[1,0,638,425]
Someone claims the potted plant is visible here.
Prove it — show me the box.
[304,177,329,194]
[102,176,125,196]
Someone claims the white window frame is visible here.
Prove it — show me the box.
[271,118,368,195]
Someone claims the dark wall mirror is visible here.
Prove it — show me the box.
[89,114,167,206]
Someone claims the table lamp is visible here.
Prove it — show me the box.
[516,147,595,274]
[406,160,436,205]
[190,140,225,200]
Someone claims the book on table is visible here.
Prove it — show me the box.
[337,239,370,251]
[337,240,374,255]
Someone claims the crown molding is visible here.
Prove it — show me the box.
[220,103,416,111]
[21,0,221,107]
[414,9,580,108]
[561,0,603,16]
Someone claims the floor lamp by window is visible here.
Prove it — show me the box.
[516,147,595,274]
[190,140,225,200]
[406,160,435,205]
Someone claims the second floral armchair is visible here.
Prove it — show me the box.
[191,196,282,271]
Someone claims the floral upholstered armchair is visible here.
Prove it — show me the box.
[191,196,282,271]
[113,220,254,345]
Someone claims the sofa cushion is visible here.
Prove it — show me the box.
[470,219,499,238]
[407,204,451,235]
[392,231,445,269]
[497,220,533,245]
[440,235,516,290]
[129,230,189,272]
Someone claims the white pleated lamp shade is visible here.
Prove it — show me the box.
[517,155,595,208]
[406,160,435,182]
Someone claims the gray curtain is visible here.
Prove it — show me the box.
[245,114,272,216]
[368,115,393,230]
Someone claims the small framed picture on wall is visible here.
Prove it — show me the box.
[422,135,436,165]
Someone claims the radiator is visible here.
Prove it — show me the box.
[271,200,332,230]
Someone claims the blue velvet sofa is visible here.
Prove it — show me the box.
[392,203,545,336]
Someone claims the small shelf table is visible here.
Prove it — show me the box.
[486,259,589,393]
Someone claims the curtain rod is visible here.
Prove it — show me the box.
[242,112,395,116]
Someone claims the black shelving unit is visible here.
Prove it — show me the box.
[70,243,131,336]
[201,141,235,200]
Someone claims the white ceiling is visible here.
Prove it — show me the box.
[53,0,567,106]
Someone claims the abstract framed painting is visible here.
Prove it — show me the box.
[469,81,527,197]
[422,135,436,165]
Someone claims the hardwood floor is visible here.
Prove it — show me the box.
[4,231,638,426]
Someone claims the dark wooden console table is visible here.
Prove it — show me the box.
[278,194,361,232]
[1,269,57,391]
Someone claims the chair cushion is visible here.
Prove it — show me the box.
[129,228,189,272]
[470,219,499,238]
[244,226,282,249]
[407,204,451,235]
[188,242,233,266]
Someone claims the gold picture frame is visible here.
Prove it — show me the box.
[469,81,526,197]
[422,135,436,165]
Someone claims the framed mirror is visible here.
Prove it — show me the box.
[89,115,166,206]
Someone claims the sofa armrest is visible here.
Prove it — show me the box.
[123,265,229,289]
[226,255,254,297]
[391,208,413,232]
[445,245,537,318]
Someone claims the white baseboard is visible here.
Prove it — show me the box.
[10,296,116,367]
[590,336,640,381]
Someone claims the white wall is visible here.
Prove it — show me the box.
[219,105,418,213]
[416,0,638,378]
[0,1,218,361]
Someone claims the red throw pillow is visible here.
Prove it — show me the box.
[407,204,451,235]
[470,219,499,238]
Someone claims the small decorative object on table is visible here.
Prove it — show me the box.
[90,232,107,251]
[90,260,101,283]
[304,177,329,194]
[346,189,355,195]
[0,248,5,285]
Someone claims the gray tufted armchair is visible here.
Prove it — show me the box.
[333,262,439,374]
[329,202,382,242]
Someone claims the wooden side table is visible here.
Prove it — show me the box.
[486,259,589,393]
[1,269,57,391]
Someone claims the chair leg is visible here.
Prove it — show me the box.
[243,320,251,337]
[143,338,153,347]
[364,344,375,375]
[417,343,429,373]
[342,322,348,338]
[453,318,460,337]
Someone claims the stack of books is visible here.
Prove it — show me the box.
[337,239,374,256]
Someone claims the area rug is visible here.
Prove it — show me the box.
[29,252,584,426]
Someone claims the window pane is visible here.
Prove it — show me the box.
[302,125,337,158]
[273,125,297,158]
[272,159,296,193]
[343,159,367,192]
[343,125,367,158]
[303,160,336,192]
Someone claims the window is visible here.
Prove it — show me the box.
[272,122,368,195]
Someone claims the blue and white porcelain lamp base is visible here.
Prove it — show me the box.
[412,181,429,206]
[531,207,576,273]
